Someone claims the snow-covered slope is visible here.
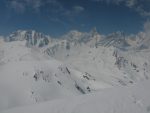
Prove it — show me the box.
[0,40,106,111]
[44,39,150,87]
[2,79,150,113]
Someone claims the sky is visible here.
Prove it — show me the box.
[0,0,150,37]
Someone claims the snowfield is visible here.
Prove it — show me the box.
[2,79,150,113]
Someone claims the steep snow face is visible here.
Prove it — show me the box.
[5,30,50,47]
[2,79,150,113]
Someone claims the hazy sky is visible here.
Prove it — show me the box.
[0,0,150,36]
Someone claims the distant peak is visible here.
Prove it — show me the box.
[5,30,50,47]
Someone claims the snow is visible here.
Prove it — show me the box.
[2,80,150,113]
[47,41,150,86]
[0,30,150,113]
[0,40,106,111]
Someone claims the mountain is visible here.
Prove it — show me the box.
[127,31,150,50]
[0,38,109,111]
[61,28,103,47]
[0,29,150,112]
[98,31,130,49]
[5,30,50,47]
[43,30,150,86]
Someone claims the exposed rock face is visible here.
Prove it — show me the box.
[6,30,50,47]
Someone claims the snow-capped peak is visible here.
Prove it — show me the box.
[98,31,129,48]
[6,30,50,47]
[62,30,85,42]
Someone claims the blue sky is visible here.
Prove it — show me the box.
[0,0,150,37]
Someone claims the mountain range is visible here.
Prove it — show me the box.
[0,29,150,113]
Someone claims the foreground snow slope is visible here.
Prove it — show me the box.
[2,80,150,113]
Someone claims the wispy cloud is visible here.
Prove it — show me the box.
[73,6,85,13]
[6,0,85,17]
[91,0,150,17]
[50,18,69,26]
[7,0,26,13]
[63,5,85,18]
[6,0,62,13]
[5,0,85,26]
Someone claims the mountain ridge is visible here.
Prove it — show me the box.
[3,29,149,50]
